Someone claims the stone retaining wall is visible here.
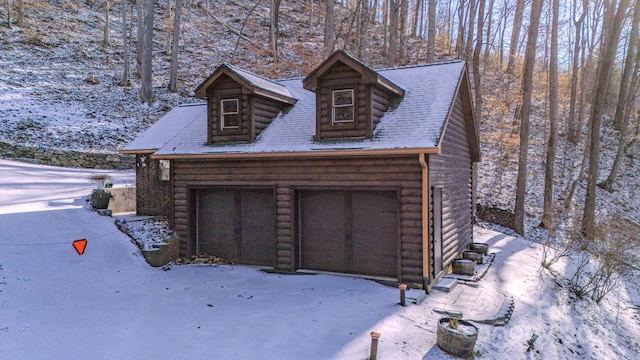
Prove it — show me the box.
[0,142,135,170]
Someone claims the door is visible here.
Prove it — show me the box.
[197,188,276,266]
[300,190,398,278]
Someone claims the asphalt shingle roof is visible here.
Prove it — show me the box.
[126,60,466,157]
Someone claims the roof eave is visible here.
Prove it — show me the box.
[119,149,157,155]
[151,147,440,160]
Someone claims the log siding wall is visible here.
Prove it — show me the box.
[428,93,474,276]
[135,155,172,217]
[171,155,425,284]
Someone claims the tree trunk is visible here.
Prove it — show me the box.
[168,0,183,93]
[506,0,524,74]
[324,0,335,58]
[601,3,640,191]
[136,0,144,78]
[270,0,281,61]
[472,0,484,122]
[358,0,369,62]
[103,0,111,47]
[611,1,640,131]
[119,0,130,87]
[465,0,476,62]
[309,0,314,36]
[399,0,408,62]
[412,0,421,36]
[17,0,25,27]
[512,0,543,236]
[140,0,154,104]
[427,0,436,62]
[483,0,494,61]
[542,0,559,230]
[567,0,587,144]
[455,0,465,58]
[388,0,400,65]
[6,0,11,29]
[498,0,508,68]
[582,0,630,238]
[165,0,172,55]
[564,127,591,209]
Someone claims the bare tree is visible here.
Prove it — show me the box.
[455,0,465,58]
[582,0,631,238]
[165,0,172,55]
[140,0,154,104]
[412,0,422,36]
[513,0,543,235]
[136,0,144,78]
[103,0,111,47]
[17,0,25,27]
[567,0,588,144]
[542,0,559,229]
[506,0,524,74]
[611,2,640,131]
[600,1,640,192]
[324,0,335,57]
[270,0,282,60]
[357,0,370,62]
[119,0,131,86]
[168,0,183,93]
[388,0,400,65]
[399,0,408,62]
[483,0,494,61]
[6,0,11,28]
[427,0,437,62]
[465,0,476,61]
[472,0,485,121]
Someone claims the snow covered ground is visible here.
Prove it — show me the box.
[1,159,639,359]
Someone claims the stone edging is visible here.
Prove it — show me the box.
[0,142,134,170]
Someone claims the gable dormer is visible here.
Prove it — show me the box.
[194,64,296,144]
[303,51,404,140]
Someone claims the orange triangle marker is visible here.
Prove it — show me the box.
[72,239,87,255]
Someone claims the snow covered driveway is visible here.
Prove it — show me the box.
[0,159,400,359]
[2,159,639,359]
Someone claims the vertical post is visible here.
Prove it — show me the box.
[370,332,381,360]
[399,283,407,306]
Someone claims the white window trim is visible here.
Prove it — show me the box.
[332,89,355,124]
[220,98,240,130]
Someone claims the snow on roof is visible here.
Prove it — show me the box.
[121,103,206,153]
[148,60,465,157]
[226,64,295,101]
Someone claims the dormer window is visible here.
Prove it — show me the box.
[221,98,239,130]
[332,89,354,124]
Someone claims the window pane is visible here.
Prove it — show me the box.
[223,113,239,128]
[333,90,353,106]
[222,99,238,113]
[334,106,354,122]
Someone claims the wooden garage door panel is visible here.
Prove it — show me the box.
[352,191,398,277]
[301,191,346,272]
[301,190,398,278]
[198,190,236,259]
[240,189,276,265]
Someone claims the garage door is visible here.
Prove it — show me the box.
[198,189,276,266]
[300,190,398,278]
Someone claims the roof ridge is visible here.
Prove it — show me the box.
[226,64,288,88]
[376,59,464,72]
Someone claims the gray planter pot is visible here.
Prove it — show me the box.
[437,317,478,358]
[452,259,476,276]
[462,250,483,264]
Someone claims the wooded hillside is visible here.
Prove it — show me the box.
[1,0,638,240]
